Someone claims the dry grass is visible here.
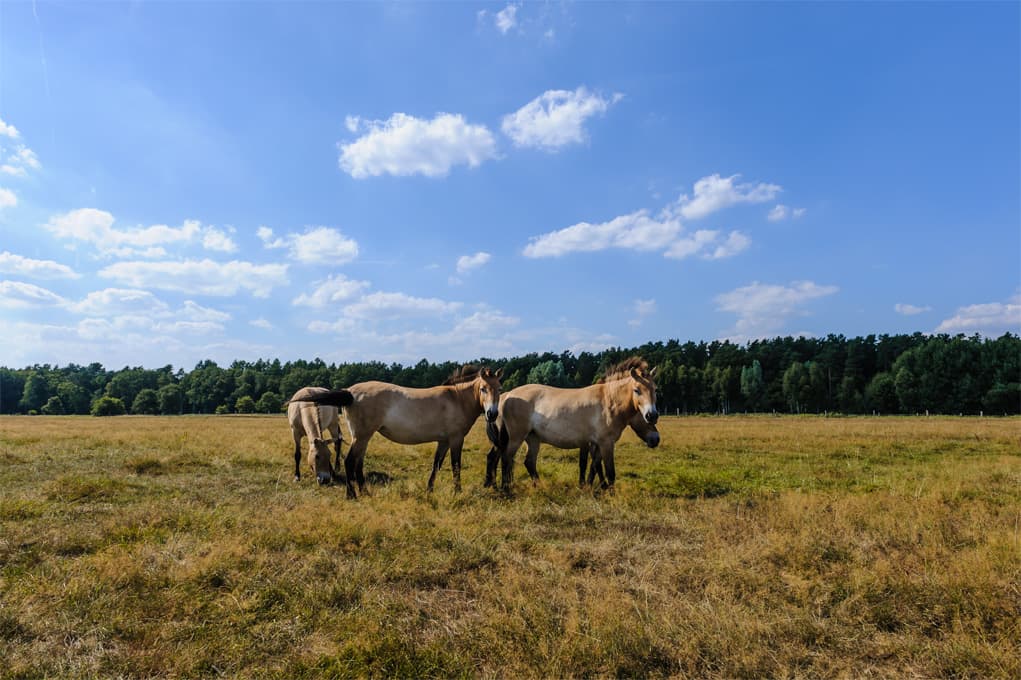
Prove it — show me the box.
[1,415,1019,678]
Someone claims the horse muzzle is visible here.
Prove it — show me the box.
[645,431,660,448]
[485,407,498,423]
[645,409,659,425]
[317,472,332,486]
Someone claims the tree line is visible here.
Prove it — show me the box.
[1,332,1017,417]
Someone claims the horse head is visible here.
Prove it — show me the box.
[628,407,660,448]
[310,436,337,485]
[628,365,659,425]
[475,367,503,422]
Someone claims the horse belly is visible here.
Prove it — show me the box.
[531,411,594,450]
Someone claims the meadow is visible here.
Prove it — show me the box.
[1,414,1018,678]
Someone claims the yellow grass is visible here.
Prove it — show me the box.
[1,415,1019,678]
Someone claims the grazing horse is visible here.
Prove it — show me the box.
[581,409,660,489]
[295,366,502,498]
[485,357,658,490]
[286,386,353,486]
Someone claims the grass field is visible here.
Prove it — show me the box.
[1,414,1019,678]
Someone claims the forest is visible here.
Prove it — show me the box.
[1,332,1018,417]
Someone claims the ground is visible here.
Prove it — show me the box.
[1,415,1018,678]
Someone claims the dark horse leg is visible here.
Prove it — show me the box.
[523,432,541,483]
[449,438,465,493]
[484,446,500,487]
[344,437,369,499]
[586,444,608,489]
[293,440,302,482]
[579,443,589,487]
[427,441,450,492]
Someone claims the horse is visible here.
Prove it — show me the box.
[286,386,353,486]
[484,357,658,490]
[293,366,503,498]
[581,408,660,489]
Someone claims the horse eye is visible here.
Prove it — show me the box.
[634,388,640,395]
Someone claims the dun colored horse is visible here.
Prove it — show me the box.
[581,408,660,488]
[485,357,658,490]
[294,366,502,498]
[286,386,353,486]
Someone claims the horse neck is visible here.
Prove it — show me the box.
[604,377,637,422]
[449,380,482,416]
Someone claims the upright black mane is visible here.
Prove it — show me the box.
[599,356,651,383]
[442,364,484,385]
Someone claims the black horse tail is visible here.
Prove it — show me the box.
[486,419,508,449]
[288,389,354,408]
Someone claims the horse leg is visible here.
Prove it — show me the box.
[449,438,464,493]
[427,441,449,492]
[500,435,525,491]
[344,437,369,499]
[484,446,499,487]
[601,442,617,491]
[523,432,541,484]
[578,443,589,487]
[587,445,607,489]
[329,422,346,484]
[293,437,302,482]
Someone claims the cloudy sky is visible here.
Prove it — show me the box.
[1,2,1018,369]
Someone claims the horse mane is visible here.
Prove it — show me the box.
[599,356,651,383]
[442,364,485,386]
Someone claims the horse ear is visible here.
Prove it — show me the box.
[481,367,491,378]
[649,366,658,379]
[494,368,503,379]
[629,367,641,381]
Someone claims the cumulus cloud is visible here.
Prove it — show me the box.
[0,117,19,139]
[98,258,289,297]
[257,225,359,264]
[715,280,839,342]
[935,295,1021,335]
[0,251,80,280]
[678,174,782,220]
[524,210,680,258]
[70,288,169,316]
[249,318,274,330]
[456,251,491,274]
[706,231,751,260]
[502,87,620,151]
[0,280,68,309]
[43,209,238,258]
[339,112,498,178]
[292,274,370,308]
[894,303,931,316]
[0,187,16,208]
[343,291,463,320]
[768,204,806,222]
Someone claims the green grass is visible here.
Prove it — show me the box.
[0,414,1018,678]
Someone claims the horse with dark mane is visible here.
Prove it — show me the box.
[286,386,351,486]
[293,365,502,497]
[485,357,659,490]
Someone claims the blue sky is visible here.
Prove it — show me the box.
[1,1,1018,369]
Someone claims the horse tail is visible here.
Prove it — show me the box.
[486,419,508,450]
[288,389,354,409]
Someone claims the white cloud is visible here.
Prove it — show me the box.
[0,251,80,280]
[98,258,289,297]
[663,229,719,259]
[678,174,782,220]
[289,226,359,264]
[292,274,369,307]
[628,299,656,327]
[768,205,789,222]
[0,280,68,309]
[706,230,751,260]
[344,115,361,133]
[524,209,681,258]
[894,303,932,316]
[715,280,839,342]
[502,87,619,151]
[935,295,1021,335]
[0,187,16,208]
[453,309,519,335]
[768,204,806,222]
[343,291,462,320]
[456,251,491,273]
[178,300,231,323]
[201,226,238,253]
[0,117,19,139]
[495,4,519,34]
[250,318,274,330]
[339,112,498,178]
[70,288,169,316]
[257,225,359,264]
[1,146,42,177]
[42,209,236,258]
[307,318,357,335]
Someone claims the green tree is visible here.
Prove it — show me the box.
[256,391,283,414]
[132,388,159,415]
[57,381,91,415]
[895,366,922,413]
[19,372,51,413]
[214,404,230,415]
[40,396,65,415]
[527,360,568,387]
[235,395,256,414]
[91,396,127,416]
[782,362,809,413]
[158,384,184,415]
[740,360,765,412]
[865,372,899,414]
